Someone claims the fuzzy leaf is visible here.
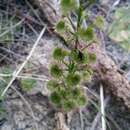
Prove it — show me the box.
[21,79,36,91]
[94,16,105,29]
[56,21,65,32]
[78,26,94,42]
[59,89,68,98]
[72,88,82,98]
[62,99,76,111]
[88,52,96,63]
[61,0,77,15]
[70,50,89,64]
[68,62,76,73]
[82,53,89,64]
[53,47,67,61]
[47,80,59,91]
[66,73,81,86]
[82,71,92,81]
[77,95,87,106]
[50,64,63,78]
[50,92,61,104]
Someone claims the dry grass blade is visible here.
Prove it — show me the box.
[0,73,49,81]
[100,84,106,130]
[90,97,110,130]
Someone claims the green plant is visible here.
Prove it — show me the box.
[0,16,21,43]
[47,0,102,112]
[21,79,36,91]
[108,6,130,51]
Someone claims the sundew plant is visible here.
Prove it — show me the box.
[47,0,104,112]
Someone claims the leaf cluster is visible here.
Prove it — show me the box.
[48,46,96,112]
[48,0,98,112]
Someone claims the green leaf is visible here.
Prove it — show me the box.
[70,50,88,64]
[62,99,76,111]
[66,73,81,86]
[50,92,61,105]
[82,52,89,64]
[50,64,63,78]
[82,71,92,81]
[70,50,80,62]
[59,89,68,98]
[47,80,59,91]
[68,62,76,73]
[88,52,96,63]
[78,26,94,42]
[87,67,93,75]
[72,88,82,98]
[21,79,36,91]
[53,47,67,61]
[85,27,94,41]
[56,21,65,32]
[94,16,105,29]
[77,6,84,27]
[61,0,77,15]
[77,95,87,106]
